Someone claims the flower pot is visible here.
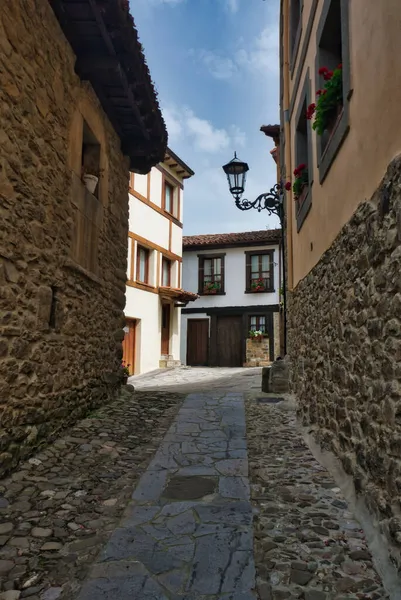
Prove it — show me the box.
[204,289,217,294]
[122,375,128,385]
[82,174,99,194]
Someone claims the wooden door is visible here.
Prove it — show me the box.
[161,304,170,355]
[187,319,209,366]
[122,319,136,375]
[216,315,243,367]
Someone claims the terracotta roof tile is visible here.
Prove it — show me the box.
[183,229,281,249]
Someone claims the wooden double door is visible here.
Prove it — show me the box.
[186,315,243,368]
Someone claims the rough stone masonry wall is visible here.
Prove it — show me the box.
[0,0,129,475]
[288,155,401,566]
[244,337,271,367]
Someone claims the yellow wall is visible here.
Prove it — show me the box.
[284,0,401,287]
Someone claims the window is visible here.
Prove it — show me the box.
[163,179,179,219]
[136,246,149,284]
[81,121,101,199]
[72,119,103,274]
[250,316,266,334]
[290,0,302,67]
[245,250,274,293]
[316,0,351,181]
[162,258,171,287]
[165,183,173,214]
[198,254,225,295]
[294,71,313,231]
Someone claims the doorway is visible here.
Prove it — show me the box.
[122,319,137,375]
[161,304,171,355]
[216,315,242,367]
[187,319,209,366]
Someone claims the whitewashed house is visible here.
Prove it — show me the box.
[123,149,197,375]
[181,230,282,368]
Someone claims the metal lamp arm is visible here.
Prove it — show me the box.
[234,183,284,225]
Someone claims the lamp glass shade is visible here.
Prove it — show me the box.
[222,154,249,199]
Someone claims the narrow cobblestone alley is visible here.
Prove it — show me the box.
[0,368,396,599]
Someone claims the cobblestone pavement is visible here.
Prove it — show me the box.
[0,368,393,600]
[246,397,391,600]
[0,387,183,600]
[77,391,256,600]
[130,366,262,394]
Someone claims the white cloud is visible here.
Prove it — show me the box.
[235,26,279,74]
[193,25,279,81]
[163,105,244,154]
[196,50,238,80]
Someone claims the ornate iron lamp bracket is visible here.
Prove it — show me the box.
[233,183,284,225]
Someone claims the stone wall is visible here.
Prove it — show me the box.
[288,155,401,565]
[0,0,129,475]
[244,337,271,367]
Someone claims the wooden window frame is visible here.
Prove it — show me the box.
[249,315,267,334]
[245,249,275,293]
[136,245,150,284]
[315,0,351,183]
[162,175,180,220]
[161,257,171,287]
[198,254,226,295]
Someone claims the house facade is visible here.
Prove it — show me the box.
[280,0,401,562]
[181,230,282,368]
[0,0,166,475]
[123,149,196,375]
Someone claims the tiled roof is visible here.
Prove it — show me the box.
[183,229,281,249]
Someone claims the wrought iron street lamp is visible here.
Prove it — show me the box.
[222,152,287,355]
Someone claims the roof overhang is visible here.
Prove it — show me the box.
[159,287,198,305]
[49,0,167,173]
[260,124,281,146]
[163,148,194,180]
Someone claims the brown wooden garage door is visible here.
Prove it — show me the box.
[187,319,209,366]
[216,315,242,367]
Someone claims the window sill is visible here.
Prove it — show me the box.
[245,289,275,294]
[64,257,102,285]
[318,103,350,184]
[198,292,226,296]
[163,209,182,226]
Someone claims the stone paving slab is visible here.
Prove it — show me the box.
[77,393,257,600]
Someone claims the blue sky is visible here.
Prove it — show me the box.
[132,0,280,235]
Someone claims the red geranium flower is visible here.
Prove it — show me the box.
[284,182,291,191]
[298,163,306,171]
[294,168,299,176]
[323,70,334,81]
[306,102,316,120]
[316,89,323,96]
[337,63,342,70]
[318,66,329,75]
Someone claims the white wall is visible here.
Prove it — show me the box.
[182,245,280,309]
[180,313,210,365]
[125,286,161,374]
[125,162,187,375]
[129,195,170,249]
[149,169,162,207]
[171,223,183,258]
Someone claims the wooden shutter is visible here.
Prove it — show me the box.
[198,256,204,294]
